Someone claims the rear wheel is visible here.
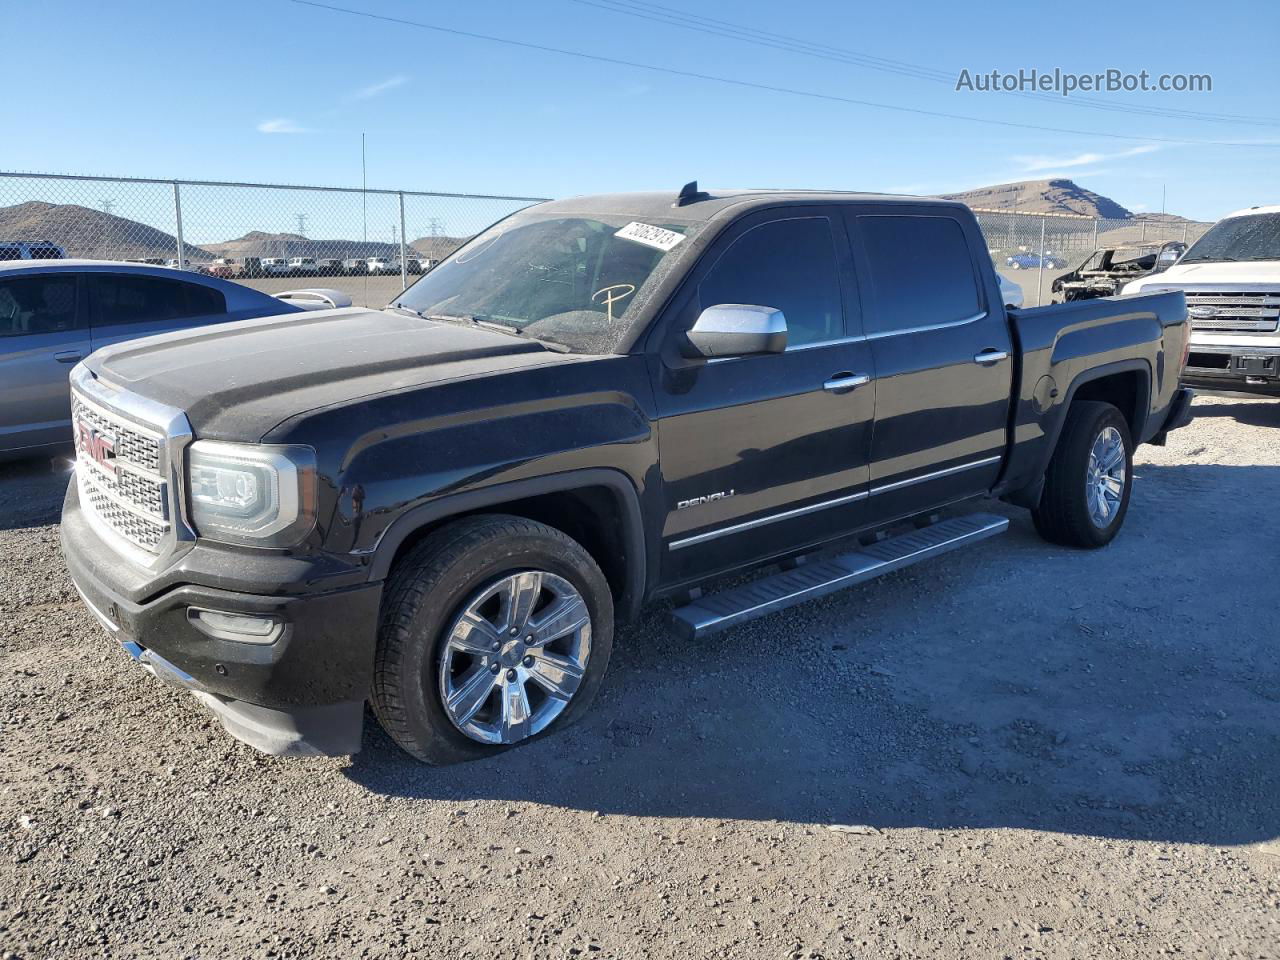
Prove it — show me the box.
[1032,401,1133,549]
[372,515,614,764]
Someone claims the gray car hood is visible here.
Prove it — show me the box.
[85,307,576,440]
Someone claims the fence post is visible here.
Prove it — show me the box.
[1140,220,1147,242]
[1036,218,1046,307]
[1182,223,1188,243]
[398,192,408,291]
[1092,218,1099,250]
[172,181,185,267]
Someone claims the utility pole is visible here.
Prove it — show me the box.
[361,133,368,253]
[101,198,115,259]
[1161,184,1167,216]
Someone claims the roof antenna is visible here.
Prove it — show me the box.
[674,180,710,207]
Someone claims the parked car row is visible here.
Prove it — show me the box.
[202,256,438,279]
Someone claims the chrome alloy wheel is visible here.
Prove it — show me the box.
[1086,425,1127,528]
[438,571,592,745]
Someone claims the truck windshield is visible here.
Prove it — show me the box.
[396,213,700,353]
[1181,213,1280,263]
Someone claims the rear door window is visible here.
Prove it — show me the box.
[0,275,80,337]
[857,215,982,334]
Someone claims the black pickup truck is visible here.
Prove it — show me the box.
[61,184,1193,762]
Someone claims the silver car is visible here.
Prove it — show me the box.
[0,260,305,460]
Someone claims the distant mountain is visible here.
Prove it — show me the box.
[940,179,1189,222]
[203,231,405,260]
[0,200,208,260]
[410,235,471,260]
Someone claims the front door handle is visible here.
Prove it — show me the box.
[973,349,1009,366]
[823,372,871,393]
[54,350,83,364]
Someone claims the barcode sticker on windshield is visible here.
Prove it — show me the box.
[615,221,685,252]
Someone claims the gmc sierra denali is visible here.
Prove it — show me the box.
[61,184,1194,763]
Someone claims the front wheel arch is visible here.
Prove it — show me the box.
[366,469,647,620]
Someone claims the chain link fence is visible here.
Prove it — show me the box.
[0,171,1216,310]
[976,209,1215,307]
[0,172,547,307]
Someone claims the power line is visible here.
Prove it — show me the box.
[570,0,1280,127]
[291,0,1278,149]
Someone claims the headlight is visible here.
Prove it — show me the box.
[186,441,317,546]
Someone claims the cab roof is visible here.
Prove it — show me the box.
[530,186,969,223]
[1220,204,1280,220]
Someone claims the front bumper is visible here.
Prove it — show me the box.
[1184,344,1280,397]
[61,479,381,756]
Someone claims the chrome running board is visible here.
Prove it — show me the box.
[670,513,1009,640]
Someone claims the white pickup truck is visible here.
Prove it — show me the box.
[1124,205,1280,397]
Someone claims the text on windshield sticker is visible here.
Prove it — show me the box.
[615,222,685,252]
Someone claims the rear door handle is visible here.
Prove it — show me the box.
[973,349,1009,366]
[823,372,871,393]
[54,351,83,364]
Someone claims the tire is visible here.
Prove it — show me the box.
[371,514,614,764]
[1031,401,1133,549]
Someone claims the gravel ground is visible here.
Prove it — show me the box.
[2,395,1279,959]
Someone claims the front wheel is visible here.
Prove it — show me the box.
[372,515,614,764]
[1032,401,1133,548]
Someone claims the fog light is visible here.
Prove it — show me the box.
[188,608,283,645]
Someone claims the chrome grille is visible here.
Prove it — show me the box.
[72,387,174,556]
[1184,291,1280,333]
[71,396,161,471]
[82,483,167,551]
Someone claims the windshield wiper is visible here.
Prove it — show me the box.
[1180,256,1240,263]
[413,311,570,352]
[467,315,572,353]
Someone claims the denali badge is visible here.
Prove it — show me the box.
[677,489,734,510]
[77,422,118,478]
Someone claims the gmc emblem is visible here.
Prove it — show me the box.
[77,422,118,477]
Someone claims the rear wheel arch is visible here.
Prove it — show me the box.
[1067,366,1150,439]
[1043,361,1151,468]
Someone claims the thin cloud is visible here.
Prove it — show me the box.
[1014,145,1159,172]
[257,118,309,134]
[346,74,409,101]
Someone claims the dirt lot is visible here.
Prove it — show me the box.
[238,275,410,310]
[1,396,1278,959]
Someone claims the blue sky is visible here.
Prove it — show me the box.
[4,0,1279,222]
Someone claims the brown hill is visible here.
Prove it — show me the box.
[941,179,1187,222]
[0,201,208,260]
[410,235,471,261]
[202,231,405,260]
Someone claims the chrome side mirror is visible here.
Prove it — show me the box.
[683,304,787,359]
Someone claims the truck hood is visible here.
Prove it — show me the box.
[85,307,578,440]
[1128,260,1280,291]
